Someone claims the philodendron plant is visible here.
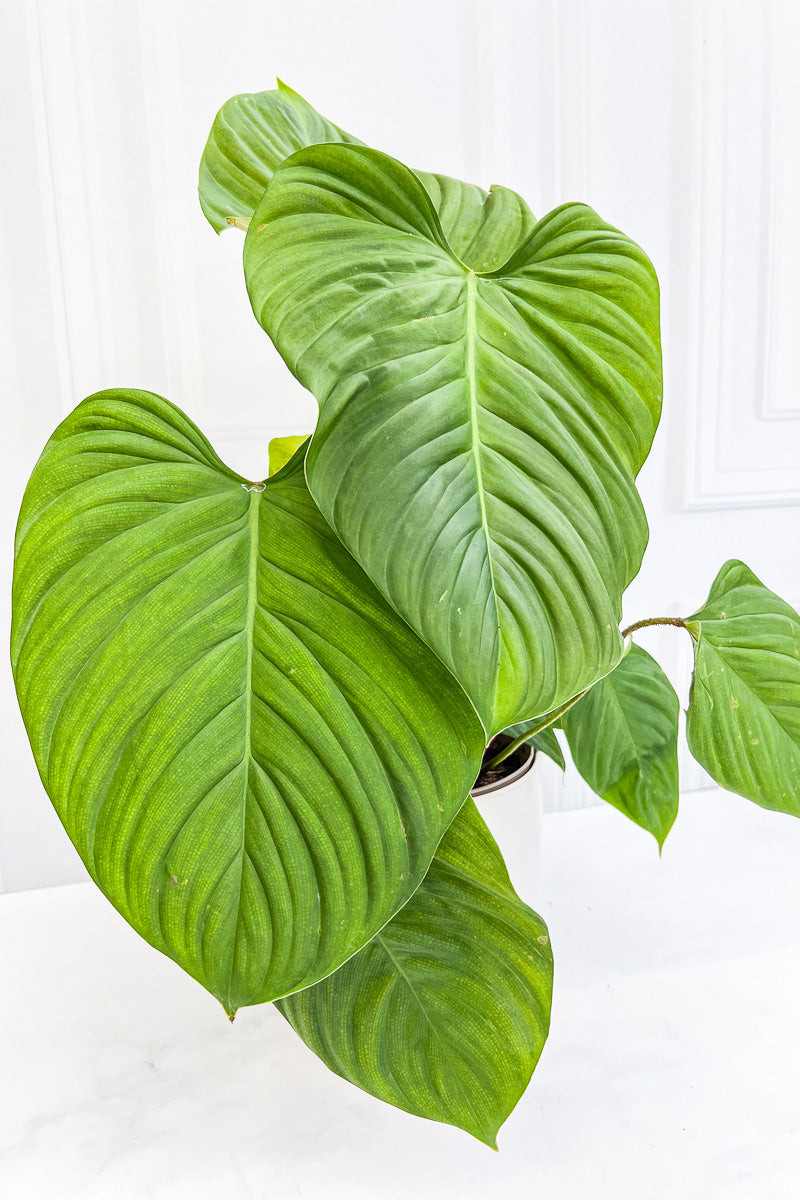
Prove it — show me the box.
[12,81,800,1147]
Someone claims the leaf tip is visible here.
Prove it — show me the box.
[470,1126,500,1151]
[655,812,677,855]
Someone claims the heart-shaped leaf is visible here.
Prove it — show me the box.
[562,643,680,847]
[11,390,484,1014]
[198,82,536,268]
[244,143,662,734]
[278,797,553,1147]
[686,560,800,814]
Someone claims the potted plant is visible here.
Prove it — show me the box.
[11,81,800,1149]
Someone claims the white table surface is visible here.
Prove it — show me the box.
[2,788,799,1200]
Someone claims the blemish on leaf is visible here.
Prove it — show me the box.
[537,934,549,946]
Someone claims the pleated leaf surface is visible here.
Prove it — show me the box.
[244,142,662,733]
[278,798,553,1147]
[198,80,362,233]
[11,390,484,1014]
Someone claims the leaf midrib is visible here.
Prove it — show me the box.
[374,931,486,1132]
[224,489,262,1012]
[465,270,501,718]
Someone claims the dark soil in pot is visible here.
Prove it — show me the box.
[473,734,535,795]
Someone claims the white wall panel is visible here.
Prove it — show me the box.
[2,0,798,887]
[677,0,800,509]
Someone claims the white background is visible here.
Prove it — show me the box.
[2,0,799,891]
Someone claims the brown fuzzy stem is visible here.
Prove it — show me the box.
[621,616,687,638]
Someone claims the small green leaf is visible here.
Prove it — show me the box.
[562,643,679,847]
[198,80,362,234]
[686,560,800,815]
[244,142,661,733]
[268,433,308,476]
[11,390,484,1014]
[503,721,565,770]
[278,798,553,1147]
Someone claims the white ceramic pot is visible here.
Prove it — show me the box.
[472,746,542,905]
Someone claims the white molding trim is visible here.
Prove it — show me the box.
[757,0,800,422]
[681,0,800,511]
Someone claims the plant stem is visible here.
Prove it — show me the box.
[621,616,687,638]
[483,689,590,771]
[485,615,690,773]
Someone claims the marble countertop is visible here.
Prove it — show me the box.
[2,787,799,1199]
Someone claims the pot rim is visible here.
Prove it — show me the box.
[471,742,536,797]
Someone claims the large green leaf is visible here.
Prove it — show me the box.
[243,143,661,734]
[11,390,484,1015]
[562,643,679,847]
[278,798,553,1147]
[198,80,362,234]
[686,560,800,814]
